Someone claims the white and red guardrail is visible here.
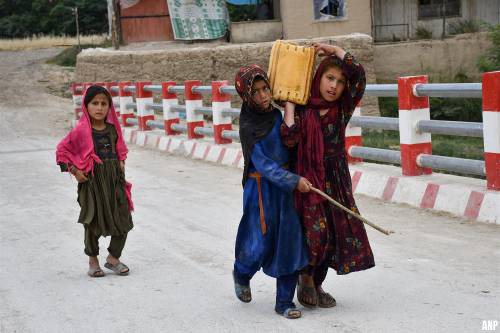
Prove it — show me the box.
[71,71,500,192]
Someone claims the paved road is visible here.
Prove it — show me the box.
[1,140,499,333]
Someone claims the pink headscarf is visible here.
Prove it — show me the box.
[56,86,134,211]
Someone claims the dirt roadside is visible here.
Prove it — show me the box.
[0,48,75,141]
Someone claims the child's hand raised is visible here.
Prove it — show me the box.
[284,101,296,127]
[313,43,335,57]
[312,43,346,59]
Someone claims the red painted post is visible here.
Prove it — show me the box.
[398,75,432,176]
[105,82,119,118]
[83,82,95,91]
[345,101,363,164]
[482,71,500,190]
[119,81,135,127]
[71,82,83,122]
[185,80,204,139]
[135,81,154,131]
[212,81,232,144]
[162,82,181,135]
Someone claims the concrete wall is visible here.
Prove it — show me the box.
[230,20,283,43]
[373,0,500,42]
[373,32,492,83]
[76,33,380,116]
[279,0,372,39]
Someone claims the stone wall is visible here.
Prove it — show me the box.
[374,32,492,83]
[76,33,379,116]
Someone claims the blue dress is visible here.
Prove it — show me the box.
[235,113,309,278]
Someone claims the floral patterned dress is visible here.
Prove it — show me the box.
[281,56,375,276]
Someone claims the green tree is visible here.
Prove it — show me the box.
[0,0,108,38]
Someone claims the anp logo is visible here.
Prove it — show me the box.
[483,320,499,331]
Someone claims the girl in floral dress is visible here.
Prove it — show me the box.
[281,43,375,308]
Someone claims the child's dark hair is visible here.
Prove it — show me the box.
[84,85,113,109]
[252,75,269,87]
[317,56,344,80]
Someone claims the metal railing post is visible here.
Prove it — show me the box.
[119,81,135,127]
[105,82,119,119]
[83,82,95,91]
[212,81,232,144]
[135,81,154,131]
[398,75,432,176]
[185,80,204,139]
[345,101,363,164]
[162,81,181,136]
[482,71,500,191]
[71,83,83,121]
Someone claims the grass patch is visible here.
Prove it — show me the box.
[0,34,107,51]
[378,96,483,122]
[415,25,433,39]
[361,129,485,178]
[378,69,483,123]
[448,19,483,35]
[478,24,500,72]
[46,38,112,67]
[363,130,484,161]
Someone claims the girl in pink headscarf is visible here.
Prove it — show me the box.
[56,85,134,278]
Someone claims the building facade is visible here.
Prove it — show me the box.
[279,0,373,39]
[372,0,500,41]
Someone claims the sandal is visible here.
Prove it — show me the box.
[317,290,337,308]
[276,307,302,319]
[232,270,251,303]
[104,261,129,276]
[87,266,105,278]
[297,281,318,308]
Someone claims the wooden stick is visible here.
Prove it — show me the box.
[310,187,393,236]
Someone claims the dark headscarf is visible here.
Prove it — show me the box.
[236,65,281,187]
[295,55,357,213]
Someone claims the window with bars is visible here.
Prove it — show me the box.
[418,0,461,19]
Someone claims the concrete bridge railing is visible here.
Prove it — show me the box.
[71,70,500,191]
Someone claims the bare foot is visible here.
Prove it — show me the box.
[106,254,120,265]
[89,256,100,268]
[88,256,104,277]
[316,285,336,308]
[106,254,129,274]
[297,274,317,307]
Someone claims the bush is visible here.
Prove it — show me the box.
[415,26,433,39]
[379,95,482,122]
[363,130,484,162]
[447,19,482,35]
[378,72,482,122]
[478,24,500,72]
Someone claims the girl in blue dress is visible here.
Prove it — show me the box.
[232,65,312,319]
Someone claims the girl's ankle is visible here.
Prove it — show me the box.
[107,255,119,263]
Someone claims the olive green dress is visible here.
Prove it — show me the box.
[77,123,133,238]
